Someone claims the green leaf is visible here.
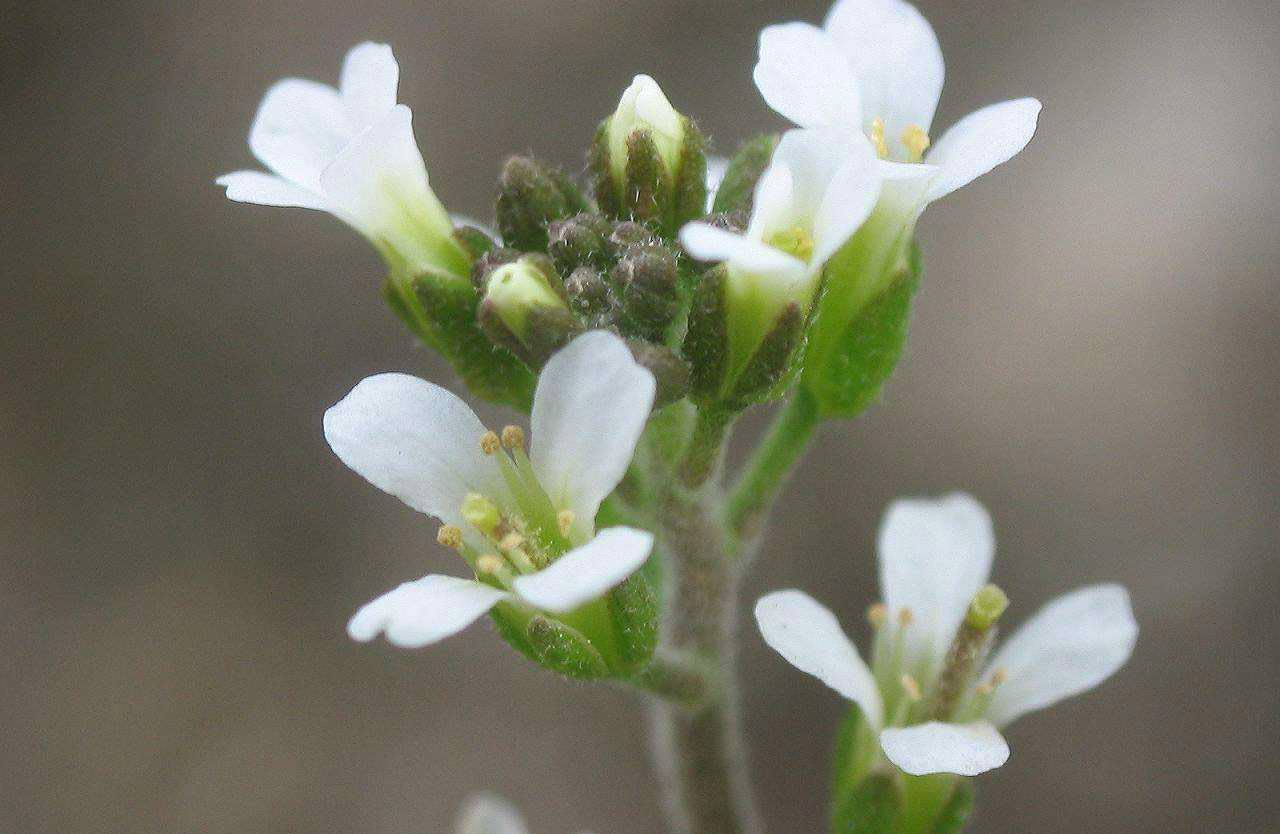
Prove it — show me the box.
[803,243,920,419]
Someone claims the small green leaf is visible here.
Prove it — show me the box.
[804,243,920,419]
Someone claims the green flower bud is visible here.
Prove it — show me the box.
[451,224,498,261]
[564,266,616,325]
[477,254,582,369]
[495,156,588,251]
[547,212,613,273]
[625,340,691,408]
[612,243,680,341]
[591,75,707,235]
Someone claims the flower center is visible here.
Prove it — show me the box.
[766,226,815,261]
[869,117,931,164]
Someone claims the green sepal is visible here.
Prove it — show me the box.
[728,301,803,406]
[613,243,681,342]
[605,572,659,673]
[453,225,498,261]
[626,341,692,408]
[682,265,730,403]
[712,133,780,215]
[670,116,709,232]
[496,156,588,252]
[831,774,900,834]
[803,242,921,420]
[400,273,536,411]
[525,613,612,679]
[931,783,974,834]
[590,118,707,238]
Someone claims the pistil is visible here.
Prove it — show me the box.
[928,584,1009,721]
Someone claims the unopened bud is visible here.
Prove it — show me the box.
[547,213,613,273]
[625,340,691,408]
[470,246,521,293]
[965,584,1009,630]
[478,255,583,369]
[591,75,707,234]
[452,224,498,261]
[496,156,587,251]
[564,267,616,324]
[613,244,680,341]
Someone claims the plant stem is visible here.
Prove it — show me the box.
[647,481,761,834]
[725,386,820,540]
[677,406,733,489]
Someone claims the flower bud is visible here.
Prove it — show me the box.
[625,340,691,408]
[547,212,613,274]
[452,223,498,261]
[564,266,616,325]
[612,243,680,341]
[477,255,582,369]
[591,75,707,235]
[495,156,588,251]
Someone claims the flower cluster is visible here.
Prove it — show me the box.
[217,0,1133,831]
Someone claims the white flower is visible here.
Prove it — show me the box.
[679,129,903,372]
[217,42,469,278]
[755,493,1137,776]
[456,792,594,834]
[325,330,657,649]
[753,0,1041,215]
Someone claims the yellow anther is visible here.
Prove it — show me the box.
[901,674,922,702]
[499,532,526,551]
[975,668,1008,697]
[557,509,575,537]
[501,425,525,450]
[901,124,931,163]
[869,117,889,159]
[897,607,915,628]
[480,430,501,455]
[766,226,815,262]
[476,554,505,575]
[866,603,888,628]
[436,525,463,549]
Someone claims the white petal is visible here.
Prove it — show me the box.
[323,373,508,528]
[744,162,798,241]
[340,42,399,126]
[925,98,1041,202]
[764,129,849,227]
[319,105,433,234]
[823,0,945,141]
[347,575,506,648]
[754,22,861,129]
[529,332,655,535]
[512,527,654,613]
[249,78,352,193]
[879,721,1009,776]
[754,590,884,728]
[680,223,806,279]
[704,154,729,212]
[878,493,995,676]
[216,170,328,211]
[455,793,529,834]
[811,141,883,266]
[983,584,1138,727]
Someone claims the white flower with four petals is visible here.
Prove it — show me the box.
[756,493,1137,776]
[325,331,656,649]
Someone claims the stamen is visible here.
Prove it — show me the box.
[869,117,889,158]
[476,553,505,574]
[866,602,888,629]
[975,666,1009,696]
[897,607,915,628]
[499,532,526,551]
[436,525,463,549]
[901,674,922,702]
[901,124,931,163]
[557,509,575,537]
[501,425,525,450]
[480,430,501,455]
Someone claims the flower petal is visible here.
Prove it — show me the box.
[528,332,655,536]
[925,98,1042,202]
[347,575,506,648]
[811,141,883,266]
[249,78,352,192]
[339,42,399,127]
[512,527,653,613]
[680,224,806,280]
[754,22,862,129]
[983,584,1137,727]
[878,493,995,677]
[823,0,945,142]
[455,793,530,834]
[216,170,328,210]
[755,590,884,728]
[323,373,508,529]
[879,721,1009,776]
[704,154,729,212]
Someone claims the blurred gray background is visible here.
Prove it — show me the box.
[3,0,1278,832]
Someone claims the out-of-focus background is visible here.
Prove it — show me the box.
[3,0,1278,832]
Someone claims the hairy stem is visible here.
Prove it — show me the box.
[677,406,733,489]
[725,386,820,540]
[648,482,761,834]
